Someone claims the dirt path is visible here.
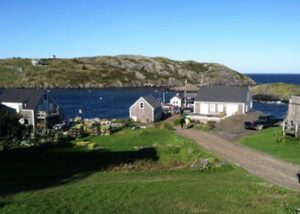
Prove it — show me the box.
[176,128,300,192]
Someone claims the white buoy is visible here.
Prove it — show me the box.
[99,97,103,100]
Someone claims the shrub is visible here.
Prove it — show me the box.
[194,121,215,131]
[154,122,174,131]
[206,121,216,130]
[75,141,88,146]
[173,119,181,126]
[276,135,287,144]
[87,143,97,149]
[162,123,174,131]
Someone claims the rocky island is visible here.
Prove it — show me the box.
[0,55,255,89]
[251,82,300,103]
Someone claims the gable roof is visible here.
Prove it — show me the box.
[142,95,162,110]
[195,86,250,103]
[184,92,197,99]
[171,94,183,100]
[0,88,45,109]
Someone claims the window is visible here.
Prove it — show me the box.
[217,104,224,113]
[139,102,144,109]
[209,104,216,113]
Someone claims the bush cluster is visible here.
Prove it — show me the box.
[75,141,98,149]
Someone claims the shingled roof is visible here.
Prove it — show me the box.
[142,95,162,109]
[172,93,184,99]
[0,88,45,110]
[195,86,250,103]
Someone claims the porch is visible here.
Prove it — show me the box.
[186,113,225,123]
[37,106,60,119]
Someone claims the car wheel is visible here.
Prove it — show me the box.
[256,125,264,131]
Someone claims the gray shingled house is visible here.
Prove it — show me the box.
[194,86,252,117]
[283,95,300,137]
[129,95,163,123]
[0,88,61,129]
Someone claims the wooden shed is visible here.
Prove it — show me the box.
[283,95,300,137]
[129,95,163,123]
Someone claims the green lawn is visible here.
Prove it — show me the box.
[1,128,300,213]
[240,127,300,165]
[86,128,211,165]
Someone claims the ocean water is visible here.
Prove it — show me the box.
[247,74,300,118]
[1,74,297,120]
[47,74,299,120]
[50,88,175,120]
[247,74,300,85]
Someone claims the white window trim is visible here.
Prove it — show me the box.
[209,103,216,113]
[139,102,144,109]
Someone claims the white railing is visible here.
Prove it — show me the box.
[37,107,60,118]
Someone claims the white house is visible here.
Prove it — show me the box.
[31,59,40,66]
[193,86,252,117]
[170,94,184,107]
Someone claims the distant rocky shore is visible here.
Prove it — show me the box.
[251,82,300,103]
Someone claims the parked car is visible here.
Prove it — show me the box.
[244,115,283,130]
[53,121,69,131]
[183,108,193,114]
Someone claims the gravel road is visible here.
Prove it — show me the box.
[176,128,300,192]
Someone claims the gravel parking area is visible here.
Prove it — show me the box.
[213,112,264,141]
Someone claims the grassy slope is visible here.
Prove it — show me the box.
[2,170,300,213]
[0,56,254,88]
[87,128,211,164]
[240,127,300,165]
[251,83,300,100]
[1,128,300,213]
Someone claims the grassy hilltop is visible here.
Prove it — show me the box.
[0,55,255,88]
[251,82,300,102]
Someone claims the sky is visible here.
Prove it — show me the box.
[0,0,300,73]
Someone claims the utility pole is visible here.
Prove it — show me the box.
[184,79,187,107]
[201,74,204,86]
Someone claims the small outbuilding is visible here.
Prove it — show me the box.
[170,94,184,107]
[283,95,300,137]
[193,86,253,117]
[129,95,163,123]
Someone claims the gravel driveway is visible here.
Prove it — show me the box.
[176,128,300,192]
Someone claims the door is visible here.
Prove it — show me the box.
[226,104,239,116]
